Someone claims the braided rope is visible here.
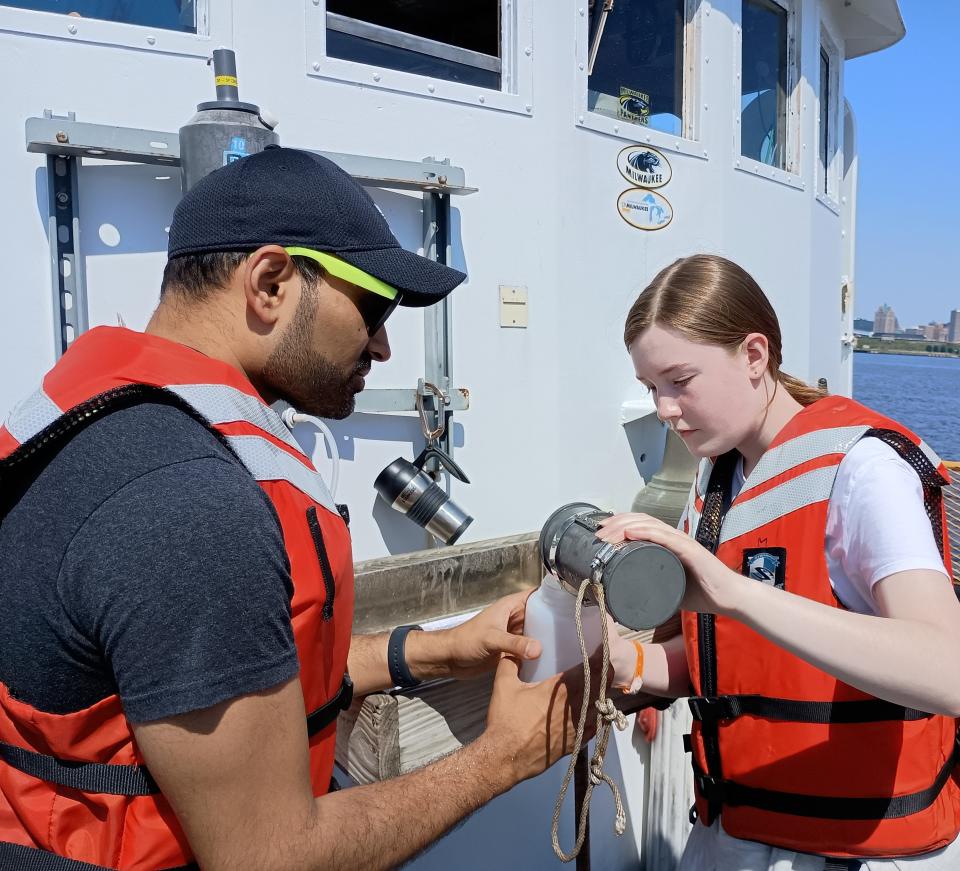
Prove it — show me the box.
[550,578,628,862]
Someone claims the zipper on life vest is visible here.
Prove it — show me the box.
[306,506,336,621]
[697,611,723,821]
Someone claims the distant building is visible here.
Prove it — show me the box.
[853,317,874,335]
[923,322,949,343]
[949,310,960,344]
[873,304,898,334]
[903,327,925,340]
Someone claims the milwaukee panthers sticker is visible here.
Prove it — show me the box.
[617,189,673,231]
[742,548,786,589]
[617,145,672,189]
[618,87,650,124]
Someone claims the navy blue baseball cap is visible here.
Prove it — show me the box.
[167,146,466,307]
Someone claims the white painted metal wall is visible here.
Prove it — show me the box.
[0,0,864,564]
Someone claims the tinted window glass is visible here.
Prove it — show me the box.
[741,0,788,168]
[588,0,684,136]
[1,1,196,32]
[326,0,500,89]
[327,0,498,56]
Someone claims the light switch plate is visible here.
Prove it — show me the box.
[499,285,528,328]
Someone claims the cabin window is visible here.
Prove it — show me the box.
[818,47,830,194]
[818,29,841,202]
[586,0,685,136]
[740,0,790,169]
[0,1,197,32]
[325,1,501,90]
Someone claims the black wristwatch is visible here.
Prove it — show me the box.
[387,624,423,689]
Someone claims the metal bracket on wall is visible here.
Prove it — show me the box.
[42,111,88,358]
[421,174,455,469]
[26,114,476,406]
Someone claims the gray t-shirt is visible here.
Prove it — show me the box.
[0,401,299,723]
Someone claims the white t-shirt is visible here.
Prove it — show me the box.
[680,437,957,870]
[731,437,950,613]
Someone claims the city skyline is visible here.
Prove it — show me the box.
[859,304,960,344]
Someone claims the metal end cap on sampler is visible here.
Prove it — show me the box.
[196,100,262,114]
[603,543,686,631]
[444,514,474,546]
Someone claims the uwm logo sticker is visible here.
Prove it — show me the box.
[617,145,672,189]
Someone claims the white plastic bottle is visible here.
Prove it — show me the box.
[519,574,604,682]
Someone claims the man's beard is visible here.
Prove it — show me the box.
[261,290,369,420]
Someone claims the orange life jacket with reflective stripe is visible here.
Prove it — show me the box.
[0,327,355,871]
[681,395,960,859]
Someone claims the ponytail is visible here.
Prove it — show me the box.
[777,370,828,407]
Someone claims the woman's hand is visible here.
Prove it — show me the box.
[596,513,748,615]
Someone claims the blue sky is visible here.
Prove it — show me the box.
[844,0,960,328]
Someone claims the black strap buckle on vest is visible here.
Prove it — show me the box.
[688,696,734,723]
[694,769,724,806]
[306,673,354,737]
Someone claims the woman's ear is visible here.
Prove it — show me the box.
[742,332,770,380]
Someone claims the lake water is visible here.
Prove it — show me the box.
[852,353,960,461]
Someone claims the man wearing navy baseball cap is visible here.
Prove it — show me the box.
[0,147,590,870]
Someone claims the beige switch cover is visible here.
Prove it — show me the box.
[499,285,528,328]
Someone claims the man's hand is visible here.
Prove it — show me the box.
[483,652,603,783]
[134,660,602,871]
[405,590,542,682]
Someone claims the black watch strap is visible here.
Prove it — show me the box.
[388,624,423,689]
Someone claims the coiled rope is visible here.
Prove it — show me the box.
[550,577,628,862]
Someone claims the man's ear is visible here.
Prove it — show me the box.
[742,332,770,380]
[242,245,298,326]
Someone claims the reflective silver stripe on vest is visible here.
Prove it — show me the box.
[696,457,711,498]
[167,384,302,454]
[918,439,945,475]
[685,459,712,539]
[4,385,62,444]
[685,483,701,537]
[226,434,337,514]
[719,464,838,545]
[739,425,869,497]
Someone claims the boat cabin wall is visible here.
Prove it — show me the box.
[0,0,859,561]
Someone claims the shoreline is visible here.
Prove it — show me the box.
[853,348,960,360]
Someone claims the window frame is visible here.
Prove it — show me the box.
[817,22,842,212]
[307,0,533,116]
[735,0,803,190]
[575,0,705,159]
[0,0,220,57]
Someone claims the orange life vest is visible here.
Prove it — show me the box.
[680,395,960,859]
[0,327,355,870]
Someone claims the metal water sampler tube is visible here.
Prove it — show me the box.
[179,48,279,192]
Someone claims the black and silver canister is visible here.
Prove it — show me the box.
[539,502,686,631]
[178,48,279,192]
[374,448,473,545]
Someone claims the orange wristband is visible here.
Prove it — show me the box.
[633,640,645,680]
